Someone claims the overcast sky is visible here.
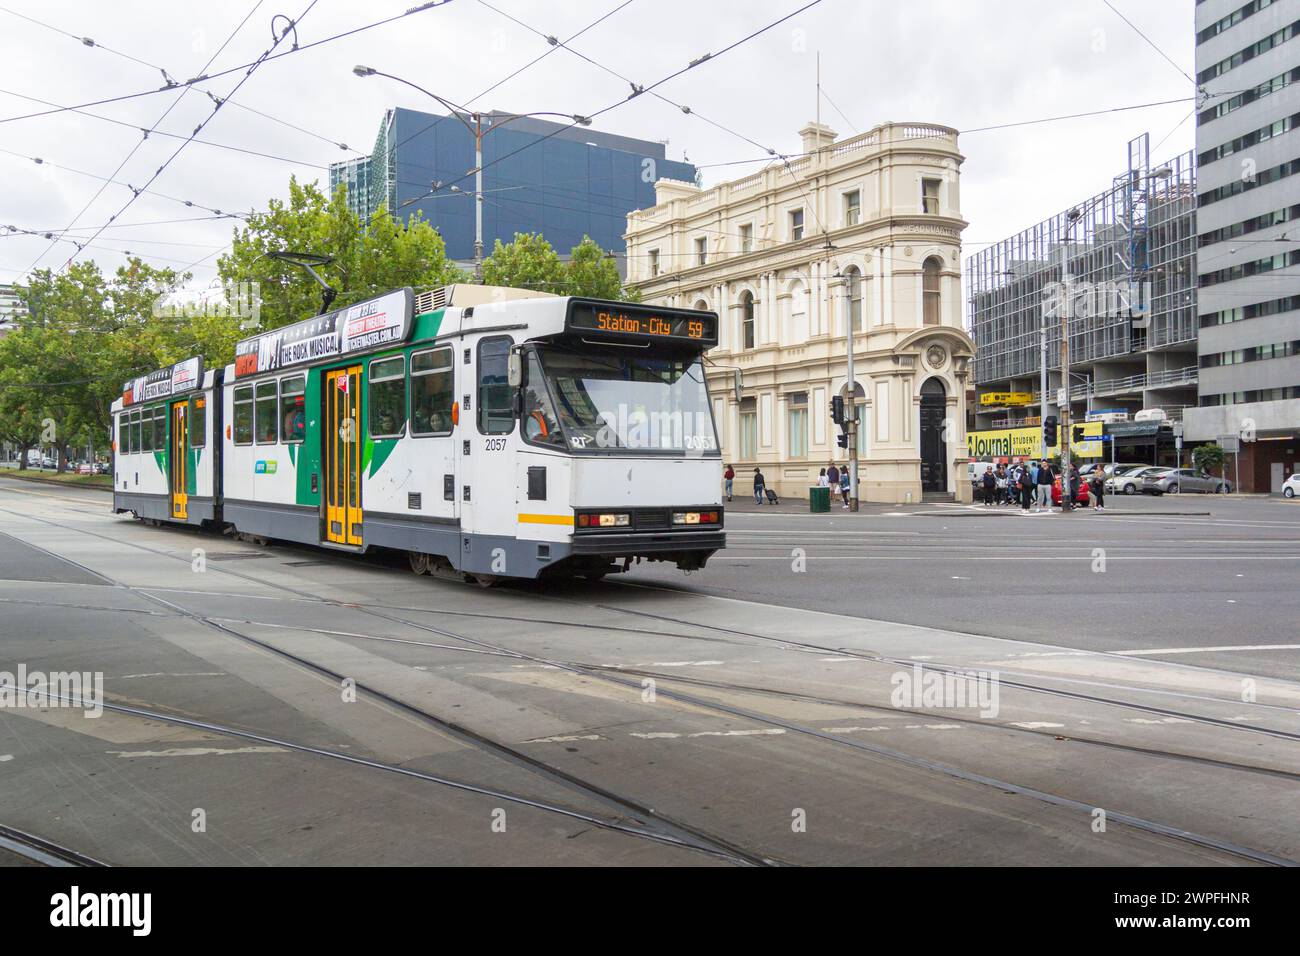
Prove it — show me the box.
[0,0,1198,292]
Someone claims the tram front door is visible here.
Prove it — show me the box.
[170,401,188,520]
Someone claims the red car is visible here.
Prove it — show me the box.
[1051,475,1090,507]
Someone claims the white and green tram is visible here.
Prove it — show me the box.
[112,285,725,583]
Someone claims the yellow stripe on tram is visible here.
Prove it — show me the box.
[517,513,574,526]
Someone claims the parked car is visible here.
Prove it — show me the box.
[1052,474,1090,506]
[1141,467,1231,495]
[1283,473,1300,498]
[1107,465,1164,495]
[94,460,111,475]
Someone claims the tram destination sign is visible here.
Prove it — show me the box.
[122,356,204,406]
[566,300,719,347]
[234,287,414,379]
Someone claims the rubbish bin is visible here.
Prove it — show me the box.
[809,486,831,513]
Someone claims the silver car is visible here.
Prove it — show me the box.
[1141,468,1231,495]
[1106,465,1164,495]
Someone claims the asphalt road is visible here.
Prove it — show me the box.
[0,475,1296,867]
[621,495,1300,682]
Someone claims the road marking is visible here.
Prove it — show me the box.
[822,725,893,733]
[629,729,786,739]
[118,672,226,679]
[0,755,12,762]
[1113,644,1300,656]
[646,660,724,667]
[106,746,288,758]
[1124,717,1195,725]
[1011,721,1066,729]
[526,734,604,743]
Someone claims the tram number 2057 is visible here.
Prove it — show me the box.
[484,437,509,452]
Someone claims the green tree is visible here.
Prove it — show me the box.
[483,232,638,300]
[217,178,466,346]
[1192,442,1226,477]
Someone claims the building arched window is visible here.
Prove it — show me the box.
[741,291,756,349]
[693,298,709,313]
[844,266,864,331]
[923,257,942,326]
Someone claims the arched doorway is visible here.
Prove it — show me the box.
[919,377,947,493]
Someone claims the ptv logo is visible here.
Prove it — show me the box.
[49,886,151,936]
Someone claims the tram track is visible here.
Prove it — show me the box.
[0,823,107,867]
[3,502,1299,865]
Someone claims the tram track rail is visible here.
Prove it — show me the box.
[0,824,107,867]
[3,502,1299,866]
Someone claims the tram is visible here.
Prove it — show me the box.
[110,285,725,583]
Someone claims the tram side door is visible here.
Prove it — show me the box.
[169,401,188,520]
[324,365,363,545]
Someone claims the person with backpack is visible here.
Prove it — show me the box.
[723,464,735,502]
[753,467,766,504]
[839,467,851,508]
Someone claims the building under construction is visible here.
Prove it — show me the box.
[965,134,1197,463]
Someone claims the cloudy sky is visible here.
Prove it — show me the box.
[0,0,1198,292]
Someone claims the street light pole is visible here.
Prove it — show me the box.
[1060,208,1081,512]
[352,66,591,284]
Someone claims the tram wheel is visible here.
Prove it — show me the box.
[408,551,431,575]
[472,573,502,589]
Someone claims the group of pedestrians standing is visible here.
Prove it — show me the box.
[977,459,1106,512]
[817,463,852,509]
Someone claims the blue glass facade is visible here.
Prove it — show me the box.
[329,108,696,262]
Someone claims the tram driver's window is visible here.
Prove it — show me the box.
[522,351,562,448]
[410,348,453,435]
[255,381,278,444]
[369,356,407,438]
[279,375,305,443]
[477,337,514,434]
[233,386,254,445]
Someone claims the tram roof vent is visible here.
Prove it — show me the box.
[414,283,555,315]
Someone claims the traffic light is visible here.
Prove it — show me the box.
[1043,416,1058,446]
[1072,425,1086,444]
[836,433,849,449]
[830,395,845,425]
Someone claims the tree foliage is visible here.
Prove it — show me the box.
[483,232,637,300]
[1192,442,1226,475]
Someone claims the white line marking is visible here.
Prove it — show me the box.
[0,755,12,762]
[526,734,604,743]
[1113,644,1300,656]
[1010,722,1066,729]
[1123,717,1195,725]
[106,746,288,758]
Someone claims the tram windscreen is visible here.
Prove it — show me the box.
[534,348,718,453]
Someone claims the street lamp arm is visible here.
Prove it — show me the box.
[353,66,476,136]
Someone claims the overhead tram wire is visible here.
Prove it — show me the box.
[0,87,329,170]
[399,0,827,214]
[370,0,642,200]
[473,0,831,238]
[1100,0,1198,88]
[0,1,456,126]
[48,0,321,278]
[0,6,361,155]
[17,0,268,279]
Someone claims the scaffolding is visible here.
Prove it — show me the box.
[966,135,1197,387]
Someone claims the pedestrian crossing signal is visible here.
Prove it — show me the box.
[836,433,849,449]
[1072,425,1085,443]
[830,395,845,425]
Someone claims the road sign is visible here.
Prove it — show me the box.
[1218,435,1240,453]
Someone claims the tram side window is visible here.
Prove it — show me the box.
[279,375,305,443]
[255,381,278,444]
[477,337,514,434]
[369,356,406,438]
[233,386,254,445]
[410,348,453,435]
[131,410,142,453]
[119,415,129,455]
[141,407,155,453]
[189,395,206,448]
[153,406,166,451]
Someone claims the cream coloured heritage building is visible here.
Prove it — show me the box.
[625,120,974,503]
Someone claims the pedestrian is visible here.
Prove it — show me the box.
[1035,458,1054,511]
[1066,463,1080,511]
[995,464,1008,506]
[817,467,829,487]
[839,466,851,508]
[981,465,996,505]
[723,463,735,502]
[1018,463,1033,512]
[827,462,840,490]
[1089,466,1106,511]
[753,467,766,504]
